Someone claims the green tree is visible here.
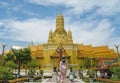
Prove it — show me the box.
[83,57,91,69]
[4,61,17,70]
[21,48,32,76]
[11,48,31,77]
[27,59,38,69]
[4,53,14,62]
[27,59,38,77]
[0,56,4,66]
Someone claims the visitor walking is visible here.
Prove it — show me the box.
[59,58,67,83]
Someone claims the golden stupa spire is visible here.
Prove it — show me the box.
[67,28,73,43]
[56,8,64,30]
[48,9,73,44]
[48,29,53,43]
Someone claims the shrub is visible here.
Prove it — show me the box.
[0,67,14,82]
[110,66,120,80]
[40,69,44,74]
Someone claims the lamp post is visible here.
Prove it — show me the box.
[114,45,119,62]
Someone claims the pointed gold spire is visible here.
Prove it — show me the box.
[48,10,73,44]
[56,8,64,30]
[67,28,73,43]
[48,29,53,43]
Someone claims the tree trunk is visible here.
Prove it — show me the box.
[18,61,21,78]
[25,65,27,76]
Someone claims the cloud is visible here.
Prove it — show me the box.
[0,17,116,46]
[1,0,120,51]
[26,0,65,6]
[26,0,120,16]
[66,19,115,46]
[0,0,120,54]
[0,22,3,26]
[0,18,55,53]
[0,2,8,7]
[0,18,55,43]
[110,37,120,46]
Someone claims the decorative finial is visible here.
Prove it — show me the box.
[58,7,62,14]
[50,28,52,31]
[68,28,70,31]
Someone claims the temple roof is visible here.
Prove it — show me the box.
[77,44,117,58]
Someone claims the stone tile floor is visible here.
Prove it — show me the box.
[41,78,85,83]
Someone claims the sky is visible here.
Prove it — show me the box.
[0,0,120,54]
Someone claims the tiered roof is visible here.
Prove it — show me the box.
[77,44,117,59]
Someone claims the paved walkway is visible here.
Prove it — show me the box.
[41,78,85,83]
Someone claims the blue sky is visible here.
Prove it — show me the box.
[0,0,120,54]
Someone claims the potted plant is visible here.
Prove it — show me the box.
[40,69,44,79]
[28,68,36,82]
[40,69,44,75]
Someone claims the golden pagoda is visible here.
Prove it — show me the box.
[29,13,117,69]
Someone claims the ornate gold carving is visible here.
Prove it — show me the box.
[48,13,73,44]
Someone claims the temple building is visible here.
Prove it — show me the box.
[29,13,117,69]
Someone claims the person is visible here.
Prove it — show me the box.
[59,58,67,83]
[100,71,105,78]
[69,67,74,82]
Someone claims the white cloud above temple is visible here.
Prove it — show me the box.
[0,0,120,53]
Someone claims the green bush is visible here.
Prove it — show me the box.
[110,66,120,80]
[28,68,36,78]
[0,67,14,81]
[40,69,44,74]
[82,78,89,82]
